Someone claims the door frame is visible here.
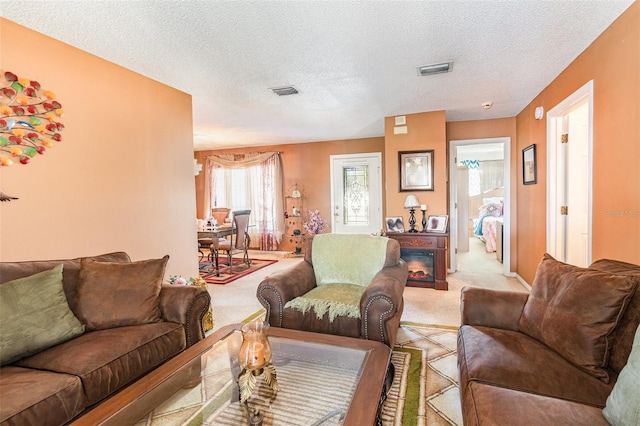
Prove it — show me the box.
[449,137,511,276]
[329,152,383,234]
[546,80,594,264]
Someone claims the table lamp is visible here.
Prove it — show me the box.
[404,194,421,233]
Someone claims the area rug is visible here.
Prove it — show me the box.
[199,258,277,285]
[393,323,461,426]
[240,312,461,425]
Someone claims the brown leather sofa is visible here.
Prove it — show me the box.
[457,255,640,425]
[257,234,408,347]
[0,252,211,426]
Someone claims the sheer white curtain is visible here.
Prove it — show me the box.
[479,160,504,192]
[461,159,504,195]
[204,152,284,250]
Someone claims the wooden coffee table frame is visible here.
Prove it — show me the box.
[71,324,392,426]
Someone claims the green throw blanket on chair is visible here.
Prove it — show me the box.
[284,234,389,321]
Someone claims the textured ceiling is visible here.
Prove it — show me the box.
[0,1,634,151]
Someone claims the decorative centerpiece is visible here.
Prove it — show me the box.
[238,321,279,404]
[168,275,214,332]
[303,209,329,235]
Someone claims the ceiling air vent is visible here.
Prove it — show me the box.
[417,61,453,76]
[270,86,299,96]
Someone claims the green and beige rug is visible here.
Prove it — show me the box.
[387,324,461,426]
[138,311,461,425]
[242,311,462,426]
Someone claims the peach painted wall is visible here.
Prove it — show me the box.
[195,137,385,250]
[446,118,517,271]
[383,111,447,229]
[0,19,199,279]
[515,2,640,283]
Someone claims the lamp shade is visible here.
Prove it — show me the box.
[404,194,420,209]
[291,184,301,198]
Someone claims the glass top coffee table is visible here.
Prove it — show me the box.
[71,324,391,426]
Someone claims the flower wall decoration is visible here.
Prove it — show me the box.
[0,71,65,167]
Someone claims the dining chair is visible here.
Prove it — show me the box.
[217,210,251,273]
[197,231,220,266]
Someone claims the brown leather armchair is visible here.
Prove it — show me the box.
[257,234,408,347]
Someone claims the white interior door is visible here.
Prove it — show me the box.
[547,81,593,267]
[330,153,382,234]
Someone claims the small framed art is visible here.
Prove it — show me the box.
[426,215,448,233]
[522,144,537,185]
[385,216,405,233]
[399,150,434,191]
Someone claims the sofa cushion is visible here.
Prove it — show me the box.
[0,252,131,316]
[457,325,614,408]
[0,265,85,366]
[519,253,637,382]
[16,322,185,405]
[603,324,640,425]
[0,366,86,426]
[75,256,169,331]
[284,283,365,322]
[589,258,640,374]
[311,234,389,287]
[463,381,609,426]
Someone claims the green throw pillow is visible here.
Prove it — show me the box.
[603,324,640,425]
[0,264,85,365]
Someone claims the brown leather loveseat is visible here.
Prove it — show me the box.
[0,252,211,426]
[457,254,640,425]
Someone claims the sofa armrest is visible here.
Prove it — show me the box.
[256,261,317,327]
[159,284,211,347]
[460,286,528,331]
[360,260,409,347]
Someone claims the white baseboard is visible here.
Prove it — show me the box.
[515,273,532,291]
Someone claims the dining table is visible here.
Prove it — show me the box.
[197,224,235,277]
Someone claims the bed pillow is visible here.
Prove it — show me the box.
[0,264,85,365]
[479,202,503,217]
[603,324,640,425]
[519,254,638,382]
[75,256,169,331]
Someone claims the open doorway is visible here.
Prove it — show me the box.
[449,138,511,276]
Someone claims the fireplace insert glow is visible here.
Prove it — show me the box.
[400,248,435,283]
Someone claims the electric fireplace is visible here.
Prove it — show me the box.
[401,248,435,283]
[386,232,449,290]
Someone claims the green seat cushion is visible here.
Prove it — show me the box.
[603,324,640,425]
[0,264,85,366]
[284,284,365,322]
[312,234,389,287]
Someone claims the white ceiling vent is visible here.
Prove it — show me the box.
[417,62,453,76]
[270,86,299,96]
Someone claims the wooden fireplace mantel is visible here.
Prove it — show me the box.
[387,232,449,290]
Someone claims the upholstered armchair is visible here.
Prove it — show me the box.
[257,233,408,347]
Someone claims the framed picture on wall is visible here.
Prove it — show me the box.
[522,144,537,185]
[399,150,434,191]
